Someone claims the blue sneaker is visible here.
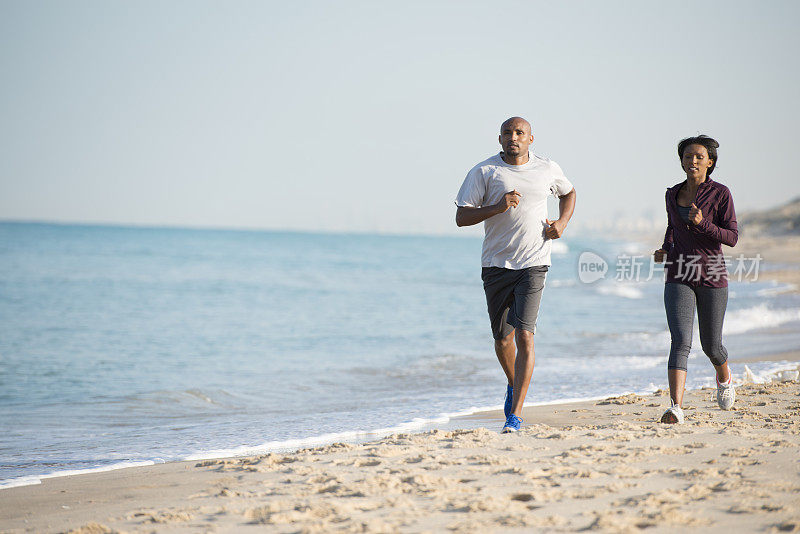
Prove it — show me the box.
[502,414,523,433]
[504,385,513,418]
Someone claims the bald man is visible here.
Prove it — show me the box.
[455,117,576,433]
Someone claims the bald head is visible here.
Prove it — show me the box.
[500,116,531,135]
[498,117,533,163]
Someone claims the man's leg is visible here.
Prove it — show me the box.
[482,267,518,389]
[507,266,547,417]
[494,330,516,387]
[510,329,534,416]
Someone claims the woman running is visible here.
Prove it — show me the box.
[653,135,738,424]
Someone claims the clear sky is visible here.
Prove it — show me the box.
[1,1,798,235]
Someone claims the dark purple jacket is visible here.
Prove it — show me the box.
[661,178,738,288]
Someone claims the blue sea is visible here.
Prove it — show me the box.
[1,222,799,488]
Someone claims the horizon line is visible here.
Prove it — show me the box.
[0,218,487,240]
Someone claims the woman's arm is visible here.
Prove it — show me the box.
[661,222,674,252]
[693,189,738,247]
[661,190,674,252]
[654,222,673,262]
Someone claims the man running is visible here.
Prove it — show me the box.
[455,116,576,433]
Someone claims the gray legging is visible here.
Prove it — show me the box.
[664,282,729,371]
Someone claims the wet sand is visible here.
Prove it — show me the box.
[2,373,798,533]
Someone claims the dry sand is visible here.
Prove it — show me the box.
[2,376,798,533]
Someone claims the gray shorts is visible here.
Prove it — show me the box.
[481,266,548,340]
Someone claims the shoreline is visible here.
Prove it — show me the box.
[1,362,798,533]
[3,357,796,494]
[3,356,798,492]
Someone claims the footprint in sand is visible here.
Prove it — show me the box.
[495,466,525,475]
[129,509,195,524]
[67,523,121,534]
[771,518,800,532]
[728,503,760,514]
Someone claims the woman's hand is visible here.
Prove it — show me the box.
[689,203,703,225]
[653,249,666,263]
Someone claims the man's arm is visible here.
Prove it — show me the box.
[455,190,521,227]
[544,188,576,239]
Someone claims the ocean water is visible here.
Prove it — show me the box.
[1,222,798,487]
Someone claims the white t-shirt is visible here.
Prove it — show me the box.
[455,152,574,269]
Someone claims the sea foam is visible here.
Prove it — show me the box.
[723,305,800,335]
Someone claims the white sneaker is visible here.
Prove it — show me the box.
[716,376,735,410]
[660,401,684,424]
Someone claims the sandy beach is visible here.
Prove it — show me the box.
[2,226,798,533]
[1,371,798,533]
